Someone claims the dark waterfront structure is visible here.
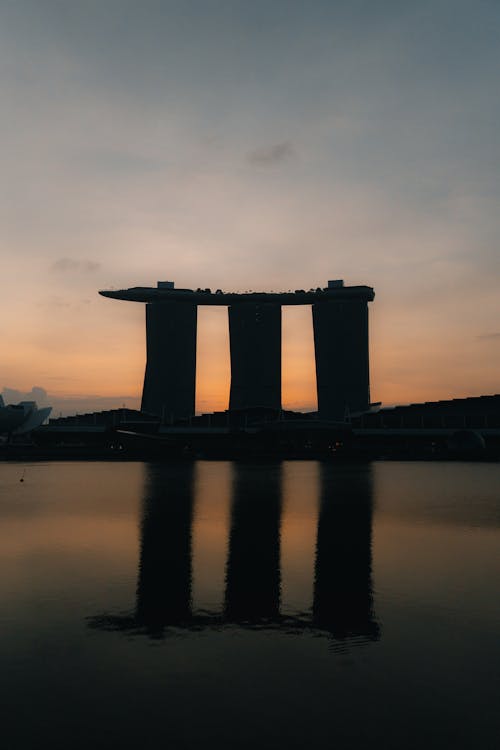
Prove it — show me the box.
[313,296,370,420]
[141,301,197,421]
[228,303,282,411]
[30,393,500,461]
[100,280,375,420]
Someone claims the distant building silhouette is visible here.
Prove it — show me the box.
[100,280,375,421]
[141,301,197,421]
[228,303,282,411]
[313,291,371,420]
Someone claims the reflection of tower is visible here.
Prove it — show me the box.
[224,463,282,621]
[136,463,195,633]
[228,303,281,411]
[313,463,379,640]
[141,301,197,419]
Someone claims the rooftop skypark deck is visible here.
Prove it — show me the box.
[99,281,375,305]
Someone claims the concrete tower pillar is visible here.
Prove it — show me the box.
[141,302,197,420]
[312,298,370,421]
[228,303,281,411]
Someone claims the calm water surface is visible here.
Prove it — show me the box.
[0,461,498,749]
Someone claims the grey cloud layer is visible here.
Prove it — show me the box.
[50,259,101,273]
[248,142,295,166]
[477,333,500,341]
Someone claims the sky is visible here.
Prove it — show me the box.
[1,0,499,415]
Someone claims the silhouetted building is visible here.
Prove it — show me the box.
[141,301,197,420]
[355,394,500,429]
[228,303,281,411]
[100,280,375,420]
[313,283,372,421]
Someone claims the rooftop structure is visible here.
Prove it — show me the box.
[100,280,374,305]
[0,396,52,437]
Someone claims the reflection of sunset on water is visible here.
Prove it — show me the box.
[0,459,498,748]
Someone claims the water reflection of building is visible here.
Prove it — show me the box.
[313,464,379,640]
[135,463,195,634]
[224,464,282,621]
[88,462,379,643]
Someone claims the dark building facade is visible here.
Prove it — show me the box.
[101,280,375,421]
[228,303,281,411]
[313,296,371,420]
[141,301,197,420]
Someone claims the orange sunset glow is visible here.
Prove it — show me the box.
[3,293,498,417]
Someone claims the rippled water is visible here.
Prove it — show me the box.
[0,460,499,749]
